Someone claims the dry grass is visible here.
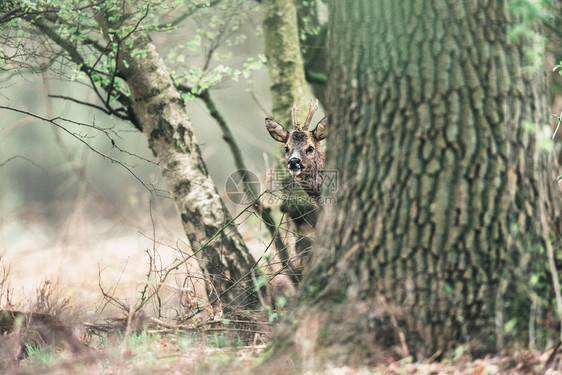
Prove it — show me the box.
[0,204,278,373]
[11,328,268,374]
[0,268,274,374]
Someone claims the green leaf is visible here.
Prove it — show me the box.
[529,273,540,286]
[181,92,191,102]
[130,49,147,59]
[504,318,517,334]
[253,273,267,291]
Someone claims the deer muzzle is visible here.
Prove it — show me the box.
[287,157,303,176]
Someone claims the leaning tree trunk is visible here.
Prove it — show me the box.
[262,0,318,280]
[264,0,562,369]
[97,9,257,307]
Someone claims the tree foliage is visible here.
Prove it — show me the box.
[0,0,264,123]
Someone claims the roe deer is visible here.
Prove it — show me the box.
[265,100,327,201]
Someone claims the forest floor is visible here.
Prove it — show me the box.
[5,328,562,374]
[1,204,562,374]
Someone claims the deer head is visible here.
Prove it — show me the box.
[265,100,327,199]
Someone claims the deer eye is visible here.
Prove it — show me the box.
[284,146,289,153]
[306,146,314,154]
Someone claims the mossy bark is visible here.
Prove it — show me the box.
[262,0,317,278]
[264,0,562,369]
[262,0,308,124]
[97,7,258,307]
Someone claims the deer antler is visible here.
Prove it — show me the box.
[292,102,301,130]
[303,99,319,130]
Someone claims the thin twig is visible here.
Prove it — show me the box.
[48,95,130,121]
[138,191,269,308]
[197,90,287,256]
[552,112,561,140]
[0,105,155,192]
[0,155,43,169]
[30,17,139,130]
[156,0,224,30]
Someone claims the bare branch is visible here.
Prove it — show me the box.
[30,17,140,130]
[0,105,156,192]
[553,113,561,140]
[198,89,287,254]
[157,0,224,30]
[0,4,25,24]
[49,95,131,121]
[0,155,43,169]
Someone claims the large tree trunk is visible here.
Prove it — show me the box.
[262,0,318,281]
[265,0,561,369]
[98,8,258,308]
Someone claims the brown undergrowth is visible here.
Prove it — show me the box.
[1,280,562,375]
[0,254,277,374]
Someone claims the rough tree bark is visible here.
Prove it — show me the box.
[97,6,258,307]
[261,0,318,279]
[264,0,562,369]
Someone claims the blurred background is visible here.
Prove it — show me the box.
[0,6,289,312]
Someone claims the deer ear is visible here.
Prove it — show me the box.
[312,117,327,141]
[265,118,289,143]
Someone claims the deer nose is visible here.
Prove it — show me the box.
[287,157,302,170]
